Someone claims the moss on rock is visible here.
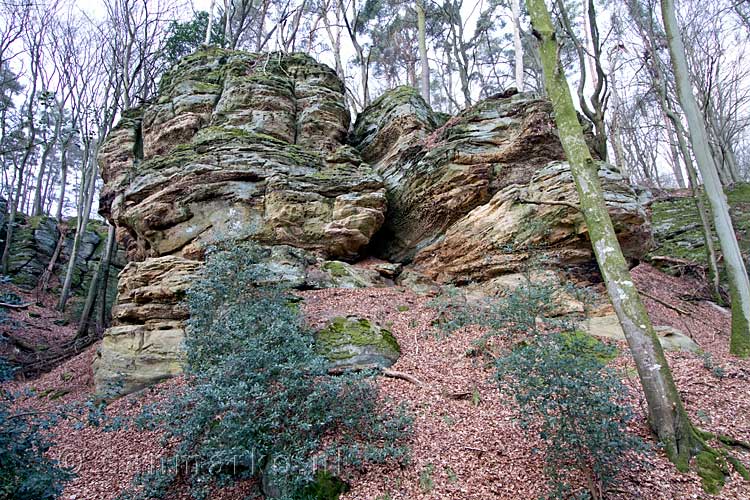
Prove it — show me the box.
[315,316,400,370]
[648,184,750,273]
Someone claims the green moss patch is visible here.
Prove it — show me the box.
[315,316,400,364]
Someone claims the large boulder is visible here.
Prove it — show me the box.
[99,49,386,263]
[94,49,389,397]
[352,87,572,262]
[411,161,652,284]
[352,87,652,286]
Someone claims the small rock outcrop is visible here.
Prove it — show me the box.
[647,184,749,272]
[0,210,123,295]
[315,316,400,371]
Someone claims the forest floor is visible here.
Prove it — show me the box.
[3,263,750,500]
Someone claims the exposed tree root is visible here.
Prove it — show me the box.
[12,332,100,378]
[382,368,424,386]
[639,290,691,315]
[0,301,33,309]
[685,426,750,493]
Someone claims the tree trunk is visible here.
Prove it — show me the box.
[36,225,66,304]
[527,0,705,469]
[58,145,98,311]
[31,140,54,216]
[96,224,117,331]
[76,223,115,338]
[661,0,750,357]
[56,140,69,222]
[667,108,722,302]
[511,0,524,91]
[1,169,27,274]
[662,109,687,188]
[205,0,216,45]
[607,63,628,179]
[416,0,430,104]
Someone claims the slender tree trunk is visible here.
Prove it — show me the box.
[662,110,687,188]
[58,144,98,311]
[56,141,69,222]
[607,64,628,178]
[1,168,26,274]
[32,140,55,216]
[36,226,66,304]
[527,0,705,468]
[76,223,115,338]
[661,0,750,357]
[664,107,723,301]
[416,0,430,104]
[205,0,216,45]
[96,224,117,330]
[511,0,524,91]
[582,0,597,90]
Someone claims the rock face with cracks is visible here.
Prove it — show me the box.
[94,51,653,397]
[98,49,385,263]
[94,49,386,396]
[352,87,652,274]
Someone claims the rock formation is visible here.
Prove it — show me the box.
[0,208,123,297]
[647,184,749,272]
[352,87,652,282]
[94,49,388,395]
[99,49,385,263]
[94,48,653,397]
[315,316,400,372]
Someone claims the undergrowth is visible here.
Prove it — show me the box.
[119,244,411,500]
[430,269,646,499]
[0,357,72,499]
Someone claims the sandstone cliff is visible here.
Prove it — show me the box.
[94,49,653,397]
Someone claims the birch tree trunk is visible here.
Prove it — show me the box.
[526,0,706,470]
[661,0,750,357]
[511,0,524,91]
[205,0,216,45]
[416,0,430,104]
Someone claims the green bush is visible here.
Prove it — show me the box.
[122,244,411,500]
[431,273,644,499]
[429,272,576,350]
[0,358,72,499]
[496,332,645,499]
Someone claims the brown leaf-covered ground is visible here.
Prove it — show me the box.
[4,264,750,499]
